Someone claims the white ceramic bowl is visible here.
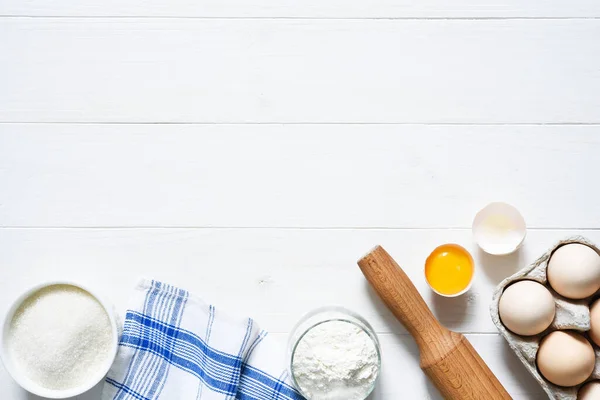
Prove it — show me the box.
[0,281,119,399]
[472,202,527,255]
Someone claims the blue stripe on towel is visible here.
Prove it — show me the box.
[105,280,304,400]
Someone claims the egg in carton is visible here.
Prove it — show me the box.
[490,236,600,400]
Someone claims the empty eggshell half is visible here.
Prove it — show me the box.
[472,202,526,255]
[547,243,600,300]
[579,381,600,400]
[499,280,555,336]
[537,331,595,387]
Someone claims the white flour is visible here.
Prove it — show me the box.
[8,285,113,390]
[292,320,379,400]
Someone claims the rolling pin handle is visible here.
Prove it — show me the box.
[358,245,511,400]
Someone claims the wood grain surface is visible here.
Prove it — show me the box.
[0,0,597,398]
[0,126,598,228]
[1,0,599,18]
[1,19,599,123]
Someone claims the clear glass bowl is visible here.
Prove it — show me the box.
[287,306,381,400]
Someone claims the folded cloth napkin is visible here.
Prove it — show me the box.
[102,279,304,400]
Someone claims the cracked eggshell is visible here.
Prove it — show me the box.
[472,202,526,256]
[548,243,600,300]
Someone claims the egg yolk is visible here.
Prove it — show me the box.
[425,244,474,296]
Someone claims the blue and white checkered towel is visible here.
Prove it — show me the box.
[102,279,304,400]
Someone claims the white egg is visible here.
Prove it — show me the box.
[537,331,595,387]
[547,244,600,299]
[499,280,555,336]
[589,299,600,347]
[579,381,600,400]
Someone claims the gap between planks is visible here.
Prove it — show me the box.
[1,15,600,20]
[2,122,600,125]
[2,227,600,230]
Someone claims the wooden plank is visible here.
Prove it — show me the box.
[0,227,563,398]
[1,0,599,18]
[0,0,598,18]
[0,124,598,228]
[1,227,597,335]
[0,333,546,399]
[466,334,546,400]
[1,19,599,123]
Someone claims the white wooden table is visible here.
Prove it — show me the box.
[1,0,599,398]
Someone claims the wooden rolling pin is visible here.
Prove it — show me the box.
[358,245,511,400]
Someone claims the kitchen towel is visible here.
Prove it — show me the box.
[102,279,304,400]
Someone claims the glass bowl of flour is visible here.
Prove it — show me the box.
[0,281,119,398]
[288,306,381,400]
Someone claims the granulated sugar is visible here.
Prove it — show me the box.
[292,320,379,400]
[8,284,113,390]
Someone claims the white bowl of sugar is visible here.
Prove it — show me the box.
[0,282,119,398]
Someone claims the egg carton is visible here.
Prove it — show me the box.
[490,236,600,400]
